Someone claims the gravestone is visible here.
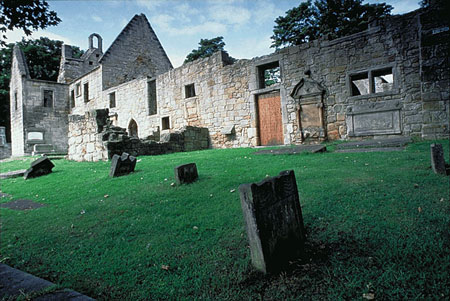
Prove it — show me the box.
[174,163,198,185]
[431,144,448,175]
[23,157,55,180]
[239,170,306,274]
[0,126,6,146]
[109,152,137,177]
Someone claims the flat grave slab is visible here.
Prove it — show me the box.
[0,199,47,210]
[0,192,11,198]
[0,263,94,300]
[335,137,412,150]
[335,147,406,153]
[0,169,27,179]
[254,144,326,155]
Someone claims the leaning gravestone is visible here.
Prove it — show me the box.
[431,143,448,175]
[109,152,137,177]
[174,163,198,185]
[239,170,306,274]
[23,157,55,180]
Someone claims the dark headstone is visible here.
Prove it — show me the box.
[431,144,447,175]
[23,157,54,180]
[239,170,306,274]
[109,152,137,177]
[174,163,198,185]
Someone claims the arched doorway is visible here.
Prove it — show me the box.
[128,119,138,138]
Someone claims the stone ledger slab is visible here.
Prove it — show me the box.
[24,157,55,180]
[109,152,137,177]
[0,199,46,210]
[335,137,412,150]
[254,145,326,155]
[239,170,306,274]
[174,163,198,185]
[430,143,448,175]
[0,263,94,300]
[0,169,27,179]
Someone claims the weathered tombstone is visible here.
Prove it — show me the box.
[0,126,6,146]
[431,143,448,175]
[109,152,137,177]
[23,157,55,180]
[239,170,306,274]
[174,163,198,185]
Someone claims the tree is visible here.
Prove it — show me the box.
[184,36,227,63]
[271,0,392,49]
[0,38,83,142]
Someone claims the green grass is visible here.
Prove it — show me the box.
[1,139,449,300]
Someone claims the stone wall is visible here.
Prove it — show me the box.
[68,109,209,161]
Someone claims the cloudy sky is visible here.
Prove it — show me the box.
[4,0,421,67]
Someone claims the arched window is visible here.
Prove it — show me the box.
[128,119,138,138]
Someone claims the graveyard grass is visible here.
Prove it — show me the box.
[1,139,449,300]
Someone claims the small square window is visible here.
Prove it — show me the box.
[161,116,170,130]
[76,83,81,96]
[109,92,116,108]
[373,68,393,93]
[185,83,196,98]
[350,73,369,96]
[89,61,93,65]
[84,83,89,102]
[258,61,281,89]
[43,90,53,107]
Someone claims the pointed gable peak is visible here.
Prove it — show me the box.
[13,44,30,78]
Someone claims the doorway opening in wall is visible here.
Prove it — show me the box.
[128,119,138,138]
[256,91,283,146]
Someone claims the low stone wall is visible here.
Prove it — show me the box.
[0,143,11,160]
[68,109,210,161]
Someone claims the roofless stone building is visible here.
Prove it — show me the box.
[9,6,449,161]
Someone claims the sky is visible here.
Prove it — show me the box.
[4,0,421,68]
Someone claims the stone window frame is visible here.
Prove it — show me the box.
[109,91,116,108]
[347,64,398,99]
[161,116,170,130]
[76,83,81,97]
[184,83,196,98]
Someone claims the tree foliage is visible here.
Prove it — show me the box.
[271,0,392,48]
[0,0,61,46]
[0,38,83,141]
[184,36,227,63]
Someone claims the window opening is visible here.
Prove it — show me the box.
[148,80,157,115]
[185,83,196,98]
[109,92,116,108]
[14,92,17,110]
[43,90,53,107]
[76,83,81,96]
[258,61,281,89]
[350,73,369,96]
[70,90,75,108]
[84,83,89,102]
[161,116,170,130]
[373,68,393,93]
[89,61,93,65]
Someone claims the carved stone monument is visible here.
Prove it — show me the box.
[430,143,448,175]
[174,163,198,185]
[239,170,306,273]
[109,152,137,177]
[291,73,326,142]
[23,157,55,180]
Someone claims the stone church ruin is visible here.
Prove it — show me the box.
[9,6,449,161]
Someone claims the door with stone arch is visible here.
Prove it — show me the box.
[257,91,283,146]
[128,119,138,138]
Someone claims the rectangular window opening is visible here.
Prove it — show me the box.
[373,68,393,93]
[109,92,116,108]
[350,72,370,96]
[83,83,89,102]
[161,116,170,130]
[43,90,53,108]
[148,80,157,115]
[185,83,196,98]
[14,92,17,110]
[70,90,75,108]
[258,61,281,89]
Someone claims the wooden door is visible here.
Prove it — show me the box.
[257,92,283,146]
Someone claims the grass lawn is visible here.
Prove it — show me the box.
[1,139,449,300]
